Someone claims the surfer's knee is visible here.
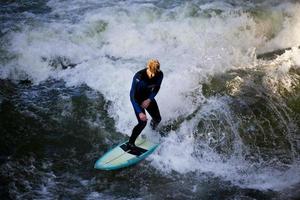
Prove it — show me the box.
[153,116,161,124]
[139,120,147,128]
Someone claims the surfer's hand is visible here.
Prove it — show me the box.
[139,113,147,121]
[141,99,151,109]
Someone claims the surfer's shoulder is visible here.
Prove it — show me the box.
[135,68,147,80]
[158,70,163,77]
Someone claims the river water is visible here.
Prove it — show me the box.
[1,0,300,199]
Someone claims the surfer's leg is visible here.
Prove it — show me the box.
[146,100,161,130]
[129,110,147,145]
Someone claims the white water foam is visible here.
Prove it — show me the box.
[2,0,300,191]
[262,48,300,94]
[261,3,300,53]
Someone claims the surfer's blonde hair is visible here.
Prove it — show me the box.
[147,59,160,75]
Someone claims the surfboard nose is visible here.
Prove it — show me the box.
[94,161,104,170]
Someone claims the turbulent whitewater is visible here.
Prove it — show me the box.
[1,0,300,199]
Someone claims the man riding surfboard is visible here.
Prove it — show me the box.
[128,59,163,149]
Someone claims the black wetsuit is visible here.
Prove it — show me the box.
[129,68,163,145]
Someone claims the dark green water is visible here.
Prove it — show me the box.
[0,79,287,199]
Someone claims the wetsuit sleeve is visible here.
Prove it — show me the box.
[130,74,143,114]
[149,72,163,101]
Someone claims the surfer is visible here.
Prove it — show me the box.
[128,59,163,149]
